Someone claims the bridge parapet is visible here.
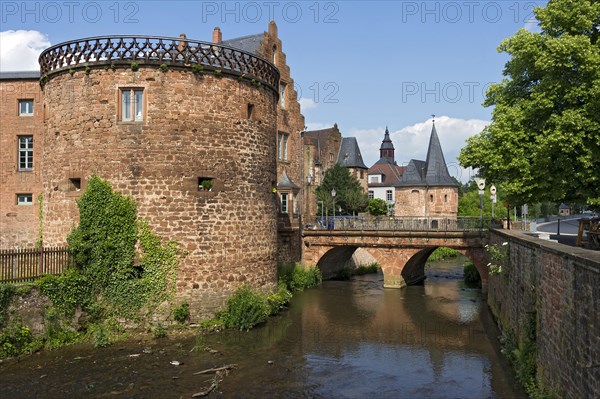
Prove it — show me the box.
[308,216,494,232]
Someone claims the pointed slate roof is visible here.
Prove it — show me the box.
[277,170,300,191]
[379,126,395,163]
[380,126,394,150]
[337,137,368,169]
[398,123,456,187]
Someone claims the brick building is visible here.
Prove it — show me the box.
[368,122,458,220]
[302,124,368,221]
[0,72,44,249]
[394,122,458,219]
[0,22,307,317]
[368,127,406,214]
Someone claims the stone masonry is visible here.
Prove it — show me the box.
[42,65,279,318]
[488,229,599,398]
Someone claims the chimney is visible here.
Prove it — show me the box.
[212,27,222,44]
[177,33,187,52]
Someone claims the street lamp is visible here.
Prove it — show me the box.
[474,178,486,229]
[317,200,324,228]
[490,185,497,219]
[331,188,337,229]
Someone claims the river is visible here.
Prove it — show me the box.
[0,259,525,398]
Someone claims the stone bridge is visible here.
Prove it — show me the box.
[302,229,490,290]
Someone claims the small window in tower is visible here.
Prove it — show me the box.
[198,177,214,192]
[69,178,82,191]
[247,103,254,120]
[444,194,448,203]
[430,194,434,203]
[360,170,364,179]
[279,83,286,109]
[119,88,145,122]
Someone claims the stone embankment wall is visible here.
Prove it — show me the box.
[488,229,599,398]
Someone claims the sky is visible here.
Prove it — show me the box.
[1,0,548,182]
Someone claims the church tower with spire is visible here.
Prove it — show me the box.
[380,126,395,163]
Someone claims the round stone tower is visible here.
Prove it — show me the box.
[39,36,280,317]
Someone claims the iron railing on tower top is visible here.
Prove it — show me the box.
[38,35,280,93]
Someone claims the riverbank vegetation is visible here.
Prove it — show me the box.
[201,264,322,332]
[334,262,381,280]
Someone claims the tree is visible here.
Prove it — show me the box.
[315,164,367,215]
[367,198,389,217]
[458,0,600,206]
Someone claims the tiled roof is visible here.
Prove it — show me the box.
[337,137,368,169]
[368,158,405,187]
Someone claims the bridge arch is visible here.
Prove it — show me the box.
[302,230,490,291]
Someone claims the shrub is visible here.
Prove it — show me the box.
[0,284,17,325]
[153,323,168,338]
[428,247,460,262]
[173,302,190,324]
[36,268,91,316]
[43,307,80,349]
[463,261,481,285]
[0,322,42,358]
[266,281,292,314]
[354,263,380,275]
[90,323,110,347]
[290,267,322,291]
[367,198,388,216]
[334,268,352,280]
[219,286,269,331]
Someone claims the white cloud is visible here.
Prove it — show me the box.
[523,19,541,32]
[298,97,317,112]
[0,30,51,71]
[349,116,490,182]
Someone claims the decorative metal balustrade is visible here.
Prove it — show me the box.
[309,216,494,232]
[39,35,279,92]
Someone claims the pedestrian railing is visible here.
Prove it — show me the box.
[308,216,494,232]
[0,247,73,283]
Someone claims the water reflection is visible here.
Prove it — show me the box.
[0,261,524,399]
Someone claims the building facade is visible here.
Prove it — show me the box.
[0,72,44,249]
[367,123,458,219]
[0,22,306,318]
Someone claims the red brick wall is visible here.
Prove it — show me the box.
[0,78,44,249]
[42,67,279,318]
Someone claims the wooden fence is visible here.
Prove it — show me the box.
[0,247,73,283]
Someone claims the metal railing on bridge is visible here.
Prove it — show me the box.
[307,216,494,232]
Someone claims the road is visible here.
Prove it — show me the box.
[536,217,581,236]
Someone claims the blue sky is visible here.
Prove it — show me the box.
[1,0,548,181]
